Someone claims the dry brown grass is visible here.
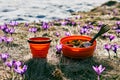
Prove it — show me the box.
[0,1,120,80]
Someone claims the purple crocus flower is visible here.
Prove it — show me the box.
[55,32,60,37]
[4,27,15,35]
[56,44,62,54]
[116,21,120,29]
[13,61,22,69]
[96,27,100,31]
[104,44,111,51]
[4,28,9,33]
[9,21,19,27]
[9,28,15,35]
[80,28,88,35]
[61,21,67,26]
[98,22,103,27]
[111,44,119,57]
[92,65,105,80]
[65,32,70,36]
[116,29,120,34]
[75,15,81,19]
[102,33,109,39]
[29,27,37,33]
[65,18,70,22]
[42,22,49,30]
[88,25,94,29]
[0,53,9,62]
[4,37,13,44]
[71,21,76,26]
[1,36,7,42]
[104,44,111,58]
[14,65,27,76]
[0,24,7,31]
[109,35,115,41]
[24,23,29,27]
[83,25,89,29]
[5,60,15,68]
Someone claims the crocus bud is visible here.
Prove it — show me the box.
[109,35,115,41]
[55,32,60,37]
[9,21,19,27]
[0,53,9,62]
[56,44,62,54]
[65,32,70,36]
[42,22,49,30]
[4,37,13,44]
[29,27,37,33]
[25,23,29,27]
[104,44,111,51]
[5,60,15,68]
[111,44,119,53]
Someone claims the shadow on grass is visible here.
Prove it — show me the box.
[24,58,57,80]
[24,56,113,80]
[59,56,113,80]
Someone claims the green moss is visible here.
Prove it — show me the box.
[102,1,117,6]
[94,17,102,20]
[91,7,98,12]
[110,17,120,20]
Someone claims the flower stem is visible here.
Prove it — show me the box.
[12,69,15,80]
[98,75,100,80]
[115,52,118,58]
[108,51,111,59]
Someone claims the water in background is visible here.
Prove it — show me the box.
[0,0,119,23]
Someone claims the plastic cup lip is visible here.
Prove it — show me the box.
[28,37,52,44]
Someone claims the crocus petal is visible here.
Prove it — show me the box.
[56,44,62,53]
[55,32,60,37]
[9,28,15,34]
[5,60,15,68]
[42,22,49,30]
[65,32,70,36]
[100,67,105,74]
[92,66,98,73]
[104,44,111,51]
[23,65,27,71]
[14,65,27,75]
[109,35,115,41]
[98,65,102,70]
[0,53,9,62]
[25,23,29,27]
[14,61,22,68]
[93,65,105,76]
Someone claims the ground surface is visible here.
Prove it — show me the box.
[0,1,120,80]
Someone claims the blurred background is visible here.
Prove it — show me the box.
[0,0,119,24]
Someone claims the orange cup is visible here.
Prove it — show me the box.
[60,35,96,59]
[28,37,51,58]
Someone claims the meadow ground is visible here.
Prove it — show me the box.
[0,1,120,80]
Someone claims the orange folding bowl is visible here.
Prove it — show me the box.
[28,37,51,58]
[60,35,96,59]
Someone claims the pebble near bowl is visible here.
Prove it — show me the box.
[60,35,96,59]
